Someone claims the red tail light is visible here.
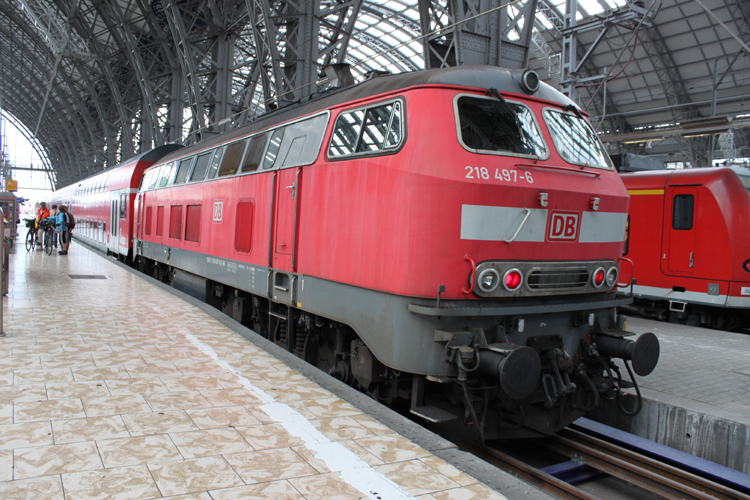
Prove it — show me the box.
[503,269,523,291]
[593,267,605,287]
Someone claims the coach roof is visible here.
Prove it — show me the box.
[157,65,575,165]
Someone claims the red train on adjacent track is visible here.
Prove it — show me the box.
[49,65,659,440]
[621,167,750,330]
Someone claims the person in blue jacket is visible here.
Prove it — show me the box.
[43,205,71,255]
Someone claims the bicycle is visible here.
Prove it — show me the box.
[23,218,37,252]
[40,220,56,256]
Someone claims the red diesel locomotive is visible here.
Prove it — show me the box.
[621,167,750,330]
[48,145,182,259]
[60,66,660,440]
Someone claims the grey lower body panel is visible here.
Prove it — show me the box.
[138,240,620,376]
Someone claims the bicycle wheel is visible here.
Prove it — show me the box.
[44,230,53,255]
[25,230,34,251]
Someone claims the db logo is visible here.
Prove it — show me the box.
[548,212,579,241]
[213,201,223,223]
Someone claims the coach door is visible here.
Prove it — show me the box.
[663,187,697,274]
[110,191,120,255]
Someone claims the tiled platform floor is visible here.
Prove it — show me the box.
[0,240,510,500]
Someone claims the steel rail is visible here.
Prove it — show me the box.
[546,429,750,500]
[459,442,598,500]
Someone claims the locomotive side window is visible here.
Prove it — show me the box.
[185,205,201,242]
[241,134,267,173]
[263,129,285,169]
[156,206,164,236]
[145,206,153,236]
[234,201,254,253]
[329,101,402,157]
[190,151,213,182]
[219,141,246,177]
[146,167,161,190]
[673,195,694,230]
[169,205,183,239]
[330,110,364,156]
[543,109,613,169]
[158,162,176,187]
[207,147,225,179]
[456,96,546,157]
[174,157,195,185]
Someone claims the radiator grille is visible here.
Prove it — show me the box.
[526,267,589,290]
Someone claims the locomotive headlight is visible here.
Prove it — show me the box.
[503,269,523,291]
[606,266,618,287]
[478,269,500,292]
[592,267,606,288]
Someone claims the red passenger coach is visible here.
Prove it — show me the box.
[621,167,750,329]
[50,145,181,260]
[129,65,660,440]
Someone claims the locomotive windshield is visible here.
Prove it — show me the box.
[543,109,613,170]
[456,96,547,158]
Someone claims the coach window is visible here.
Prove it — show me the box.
[263,129,285,169]
[120,194,127,219]
[329,101,402,158]
[673,195,694,230]
[219,140,246,177]
[207,147,225,179]
[174,157,195,185]
[241,134,267,173]
[190,151,213,182]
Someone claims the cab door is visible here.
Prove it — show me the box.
[272,167,301,272]
[663,187,697,274]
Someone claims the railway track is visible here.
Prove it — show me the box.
[460,423,750,500]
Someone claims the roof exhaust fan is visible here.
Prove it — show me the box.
[324,64,356,89]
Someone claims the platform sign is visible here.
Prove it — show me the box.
[5,180,17,192]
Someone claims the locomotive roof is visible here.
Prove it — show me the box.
[158,65,576,165]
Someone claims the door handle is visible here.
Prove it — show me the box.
[286,182,295,198]
[689,252,694,268]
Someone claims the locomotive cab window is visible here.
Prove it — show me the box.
[455,95,547,158]
[543,108,613,169]
[329,100,403,158]
[672,195,694,230]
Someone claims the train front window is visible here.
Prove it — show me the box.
[543,109,613,169]
[456,96,547,158]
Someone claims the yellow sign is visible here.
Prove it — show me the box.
[5,180,17,192]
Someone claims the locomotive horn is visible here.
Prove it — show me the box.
[593,332,660,376]
[478,345,541,400]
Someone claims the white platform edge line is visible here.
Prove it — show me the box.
[182,330,413,500]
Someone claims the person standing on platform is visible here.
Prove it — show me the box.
[36,202,49,251]
[50,204,59,248]
[42,205,71,255]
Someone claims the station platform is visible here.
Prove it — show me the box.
[0,240,548,500]
[594,316,750,474]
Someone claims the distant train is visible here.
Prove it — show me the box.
[49,65,659,441]
[621,167,750,330]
